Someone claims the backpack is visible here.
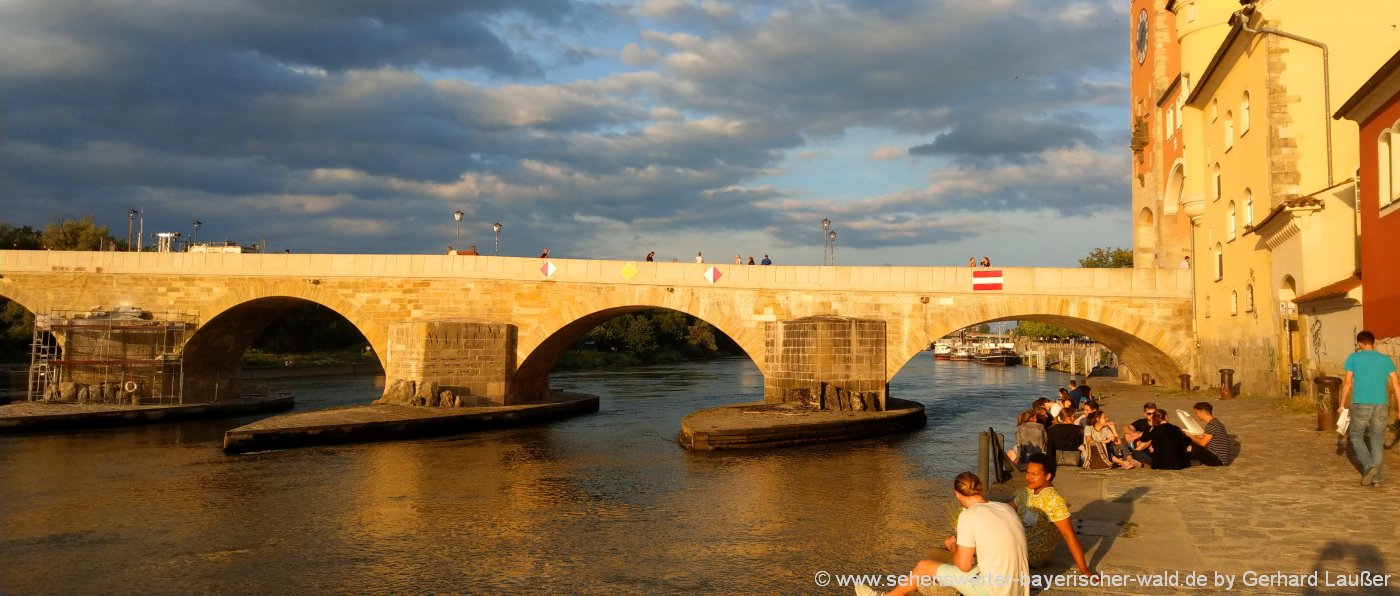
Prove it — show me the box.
[1083,441,1113,470]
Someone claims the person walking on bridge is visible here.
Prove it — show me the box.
[1341,330,1400,487]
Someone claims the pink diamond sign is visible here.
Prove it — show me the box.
[540,260,557,278]
[704,266,722,284]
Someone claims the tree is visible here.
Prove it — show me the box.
[0,224,43,249]
[1016,320,1077,340]
[1078,246,1133,268]
[42,216,120,250]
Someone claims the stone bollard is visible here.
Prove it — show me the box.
[1218,369,1235,400]
[1179,374,1191,391]
[1313,376,1343,432]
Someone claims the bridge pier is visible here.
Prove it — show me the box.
[763,316,887,411]
[382,319,519,406]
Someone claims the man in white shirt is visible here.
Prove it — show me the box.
[857,472,1029,596]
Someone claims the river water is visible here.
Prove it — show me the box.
[2,357,1076,594]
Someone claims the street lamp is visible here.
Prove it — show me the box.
[127,209,137,251]
[191,220,201,249]
[828,230,837,265]
[492,222,502,255]
[453,210,463,251]
[821,218,831,265]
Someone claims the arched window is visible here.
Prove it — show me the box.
[1213,164,1222,201]
[1246,284,1255,312]
[1240,91,1251,134]
[1213,242,1224,281]
[1211,98,1219,122]
[1224,110,1235,150]
[1227,201,1237,240]
[1243,188,1254,226]
[1382,122,1400,208]
[1230,291,1239,316]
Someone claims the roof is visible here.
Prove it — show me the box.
[1244,178,1354,236]
[1155,75,1181,108]
[1334,49,1400,122]
[1293,274,1362,304]
[1244,197,1325,236]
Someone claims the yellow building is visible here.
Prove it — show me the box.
[1164,0,1399,395]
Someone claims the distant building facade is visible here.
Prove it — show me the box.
[1130,0,1191,270]
[1152,0,1399,394]
[1336,49,1400,354]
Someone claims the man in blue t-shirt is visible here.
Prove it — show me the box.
[1341,330,1400,487]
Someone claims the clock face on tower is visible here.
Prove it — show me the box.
[1136,9,1149,65]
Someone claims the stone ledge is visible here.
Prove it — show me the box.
[222,391,598,453]
[677,397,926,450]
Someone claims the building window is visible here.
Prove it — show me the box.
[1382,122,1400,208]
[1230,291,1238,316]
[1244,188,1254,226]
[1240,91,1251,134]
[1224,110,1234,150]
[1227,201,1237,240]
[1213,164,1222,201]
[1213,242,1223,281]
[1246,284,1255,312]
[1211,98,1218,122]
[1204,293,1211,318]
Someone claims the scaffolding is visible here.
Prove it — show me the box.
[29,308,193,405]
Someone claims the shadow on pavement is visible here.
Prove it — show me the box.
[1303,541,1390,596]
[1072,485,1150,571]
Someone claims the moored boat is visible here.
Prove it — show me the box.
[975,348,1021,366]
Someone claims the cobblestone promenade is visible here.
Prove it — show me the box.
[1028,381,1398,595]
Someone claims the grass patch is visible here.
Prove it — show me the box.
[242,349,378,368]
[1277,394,1315,415]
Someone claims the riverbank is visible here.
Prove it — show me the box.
[1008,380,1397,594]
[0,395,295,433]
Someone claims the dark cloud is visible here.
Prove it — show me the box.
[0,0,1131,259]
[907,111,1100,162]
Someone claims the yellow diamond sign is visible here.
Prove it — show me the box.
[620,262,638,281]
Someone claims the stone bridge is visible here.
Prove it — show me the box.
[0,250,1193,408]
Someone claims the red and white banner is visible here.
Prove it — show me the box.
[973,269,1003,291]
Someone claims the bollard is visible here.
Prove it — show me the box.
[1141,372,1151,385]
[977,431,990,485]
[1313,376,1343,432]
[1180,373,1191,391]
[1219,368,1235,400]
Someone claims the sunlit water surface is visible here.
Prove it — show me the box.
[1,357,1077,594]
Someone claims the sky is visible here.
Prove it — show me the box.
[1,0,1133,266]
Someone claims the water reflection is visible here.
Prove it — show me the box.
[1,357,1073,594]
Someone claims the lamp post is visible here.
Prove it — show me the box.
[127,209,137,251]
[453,210,463,251]
[191,220,201,250]
[828,230,837,265]
[492,222,502,255]
[821,218,831,265]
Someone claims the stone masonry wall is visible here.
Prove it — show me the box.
[1197,336,1279,397]
[385,319,516,405]
[763,316,886,411]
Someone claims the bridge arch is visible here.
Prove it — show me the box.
[0,278,47,318]
[513,290,764,398]
[181,282,388,400]
[892,296,1190,386]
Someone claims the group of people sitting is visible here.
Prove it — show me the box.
[1007,382,1234,471]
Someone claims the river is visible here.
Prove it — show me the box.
[1,357,1078,594]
